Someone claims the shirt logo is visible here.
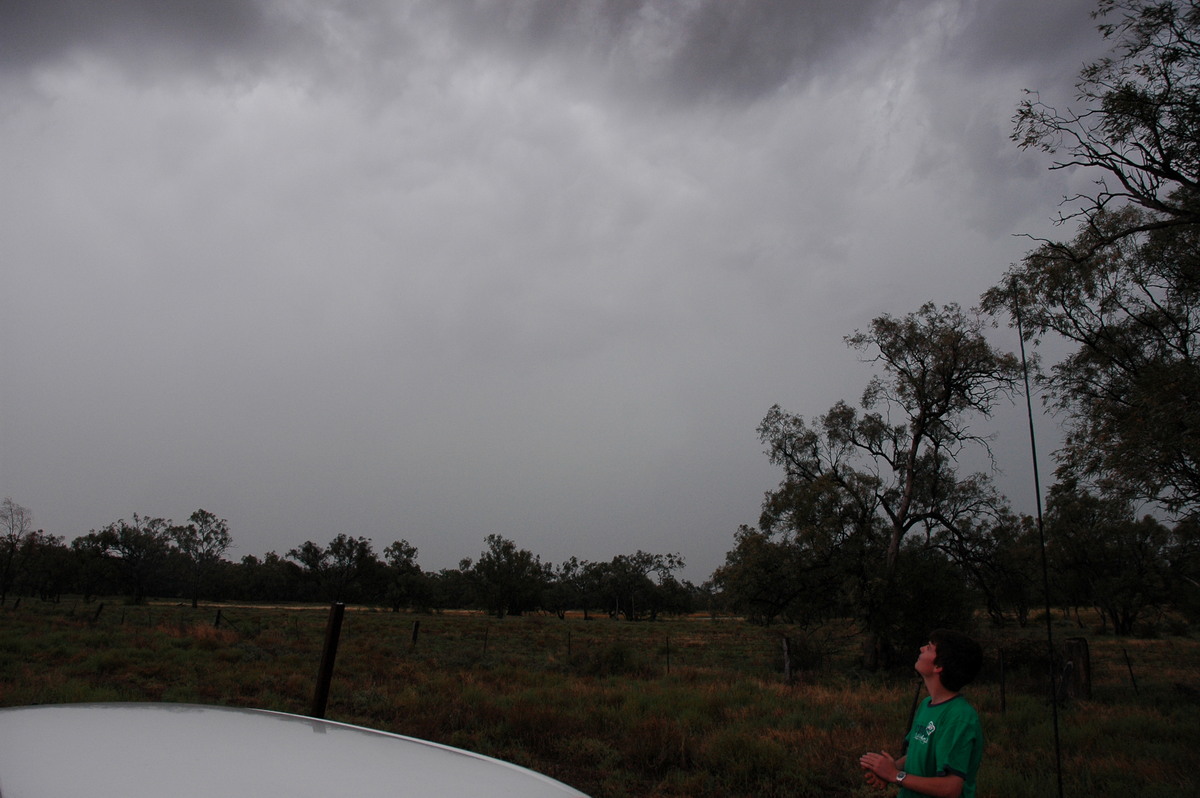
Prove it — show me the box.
[914,721,936,745]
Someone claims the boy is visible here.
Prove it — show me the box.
[859,629,984,798]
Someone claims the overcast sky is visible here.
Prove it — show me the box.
[2,0,1107,580]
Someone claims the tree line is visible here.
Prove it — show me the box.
[0,499,699,621]
[2,466,1195,644]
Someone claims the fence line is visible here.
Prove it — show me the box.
[0,598,1156,699]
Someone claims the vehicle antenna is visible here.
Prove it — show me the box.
[1012,279,1065,798]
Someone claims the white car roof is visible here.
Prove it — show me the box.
[0,703,590,797]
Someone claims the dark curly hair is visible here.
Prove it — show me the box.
[929,629,983,692]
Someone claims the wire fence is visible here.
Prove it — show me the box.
[2,596,1184,705]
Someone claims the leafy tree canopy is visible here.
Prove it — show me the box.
[989,1,1200,519]
[753,303,1019,665]
[983,209,1200,516]
[1015,0,1200,238]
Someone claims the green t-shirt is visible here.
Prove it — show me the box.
[900,694,983,798]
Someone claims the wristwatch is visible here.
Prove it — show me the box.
[896,771,907,784]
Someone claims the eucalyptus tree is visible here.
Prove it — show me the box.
[15,531,72,602]
[0,498,34,603]
[382,538,429,612]
[756,303,1020,666]
[288,534,379,603]
[80,514,172,604]
[983,2,1200,613]
[1167,516,1200,621]
[170,509,232,608]
[993,0,1200,513]
[464,534,549,618]
[1014,0,1200,239]
[544,557,588,619]
[233,552,304,602]
[1045,479,1175,634]
[594,551,686,621]
[931,508,1042,627]
[714,524,850,626]
[983,212,1200,517]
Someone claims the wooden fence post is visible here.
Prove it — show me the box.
[781,636,793,685]
[310,602,345,719]
[1123,648,1139,694]
[1064,637,1091,700]
[999,649,1007,714]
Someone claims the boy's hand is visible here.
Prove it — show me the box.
[859,750,900,786]
[863,770,889,789]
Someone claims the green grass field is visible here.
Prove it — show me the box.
[2,600,1196,797]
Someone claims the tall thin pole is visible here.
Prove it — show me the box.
[1013,289,1065,798]
[311,602,345,719]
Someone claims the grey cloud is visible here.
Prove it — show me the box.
[434,0,918,104]
[0,0,293,79]
[945,0,1102,80]
[0,1,1103,107]
[434,0,1103,107]
[897,0,1107,239]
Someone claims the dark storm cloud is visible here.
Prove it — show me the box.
[435,0,915,104]
[938,0,1105,220]
[945,0,1103,79]
[642,0,899,102]
[0,0,1104,105]
[0,0,286,76]
[433,0,1103,106]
